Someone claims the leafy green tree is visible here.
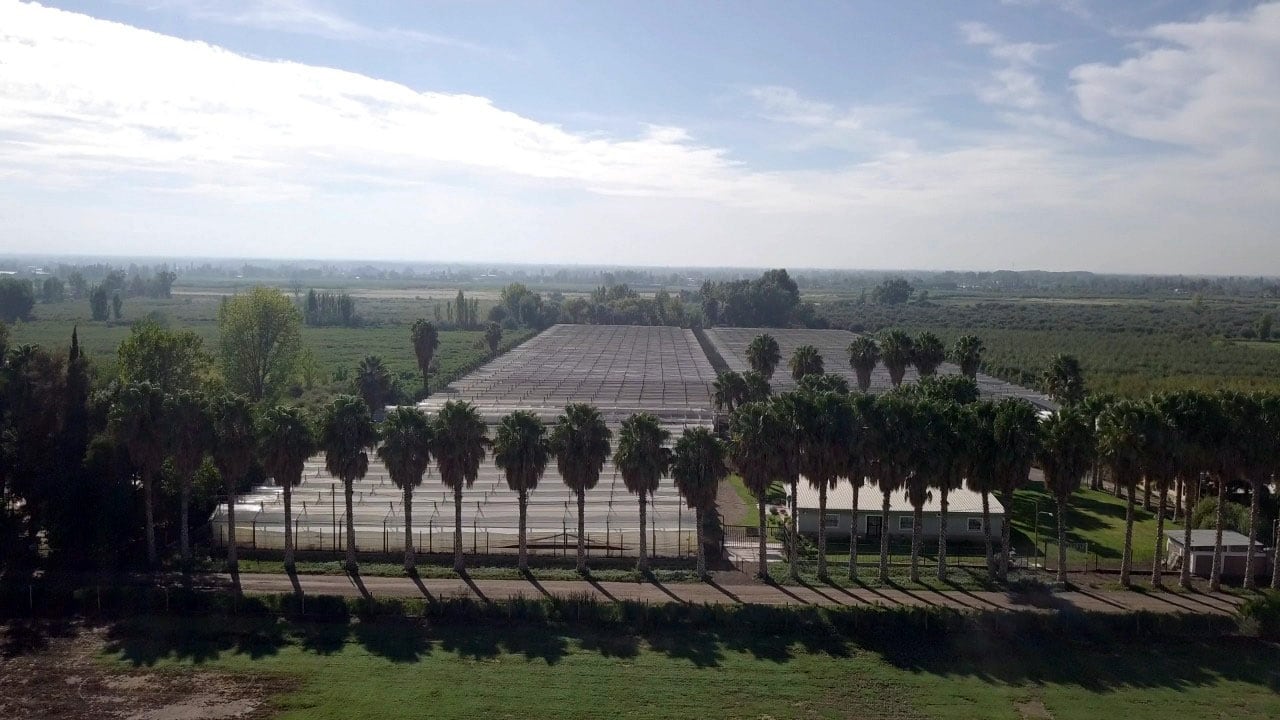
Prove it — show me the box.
[41,276,66,304]
[551,403,613,574]
[410,319,440,395]
[613,413,671,572]
[746,333,782,380]
[912,332,946,378]
[320,395,378,573]
[871,277,913,305]
[89,285,109,321]
[1038,407,1095,584]
[847,336,880,393]
[109,382,167,566]
[355,355,394,419]
[1257,313,1273,341]
[209,394,256,574]
[484,321,503,356]
[430,400,488,572]
[376,407,434,571]
[218,287,303,402]
[117,319,210,394]
[0,277,35,322]
[1043,354,1086,406]
[951,335,985,379]
[258,405,316,570]
[671,426,728,579]
[1097,399,1146,588]
[788,345,824,382]
[165,390,212,564]
[878,330,914,387]
[712,371,748,413]
[111,293,122,320]
[492,410,550,572]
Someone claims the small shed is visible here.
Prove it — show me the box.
[791,482,1004,542]
[1165,530,1272,579]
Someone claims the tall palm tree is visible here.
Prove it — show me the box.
[770,392,803,580]
[1209,391,1248,591]
[728,402,784,579]
[992,398,1042,581]
[376,406,434,571]
[870,393,914,582]
[746,333,782,380]
[741,370,772,403]
[165,390,212,565]
[712,371,748,413]
[904,399,945,583]
[1160,390,1216,589]
[209,393,256,574]
[879,330,914,388]
[550,403,613,574]
[934,402,975,581]
[109,381,167,567]
[1140,396,1180,588]
[672,426,728,579]
[320,395,379,573]
[430,400,489,572]
[794,390,853,579]
[951,335,985,380]
[966,401,1002,577]
[1097,399,1146,588]
[258,405,316,571]
[410,319,440,396]
[614,413,671,573]
[912,332,946,378]
[1043,354,1086,407]
[847,336,880,393]
[1079,393,1115,492]
[788,345,824,382]
[355,355,394,420]
[492,411,550,573]
[844,393,876,580]
[1234,394,1274,589]
[1038,407,1095,584]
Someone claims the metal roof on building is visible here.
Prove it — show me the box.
[791,481,1005,516]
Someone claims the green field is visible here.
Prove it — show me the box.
[101,615,1280,720]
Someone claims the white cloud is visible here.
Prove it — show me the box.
[960,21,1051,110]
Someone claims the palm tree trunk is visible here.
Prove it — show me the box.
[1211,474,1226,592]
[788,479,799,581]
[756,496,767,580]
[1181,475,1196,590]
[576,490,587,574]
[816,483,828,579]
[519,489,529,573]
[981,491,993,579]
[344,479,357,572]
[910,505,922,583]
[1174,476,1183,522]
[1244,479,1261,590]
[695,507,707,578]
[179,473,191,564]
[1056,497,1068,585]
[937,487,949,582]
[143,468,157,567]
[226,476,238,572]
[1121,480,1135,588]
[879,490,891,583]
[999,490,1013,581]
[1271,515,1280,590]
[453,485,464,572]
[283,483,294,570]
[1143,476,1152,512]
[403,486,415,572]
[1152,483,1166,588]
[637,493,649,573]
[848,481,859,581]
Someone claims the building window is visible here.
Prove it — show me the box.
[824,514,840,528]
[898,516,913,531]
[968,518,983,532]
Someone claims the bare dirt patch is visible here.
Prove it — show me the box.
[0,623,284,720]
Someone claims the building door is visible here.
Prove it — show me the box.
[866,515,882,542]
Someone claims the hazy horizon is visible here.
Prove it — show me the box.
[3,1,1278,274]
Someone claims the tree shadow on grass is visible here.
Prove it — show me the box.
[105,615,287,667]
[2,617,79,658]
[352,618,433,663]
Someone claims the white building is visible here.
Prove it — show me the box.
[791,483,1005,541]
[1165,530,1272,579]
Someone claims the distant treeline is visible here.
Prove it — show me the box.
[304,289,360,327]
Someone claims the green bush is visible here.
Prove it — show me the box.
[1238,591,1280,639]
[1191,497,1250,535]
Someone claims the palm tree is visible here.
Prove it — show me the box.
[165,390,212,565]
[430,400,489,572]
[355,355,394,420]
[671,426,728,579]
[1097,400,1146,588]
[712,371,748,413]
[484,321,503,356]
[788,345,824,382]
[1037,407,1095,584]
[614,413,671,573]
[493,410,550,573]
[1043,354,1086,407]
[746,333,782,380]
[770,393,803,580]
[844,394,876,580]
[1161,390,1216,589]
[410,319,440,396]
[869,393,914,582]
[912,332,946,378]
[376,406,434,571]
[1140,396,1180,588]
[904,399,944,583]
[966,401,1002,577]
[951,335,985,379]
[794,390,853,579]
[550,403,613,574]
[258,405,317,571]
[879,330,914,387]
[320,395,379,573]
[934,402,974,581]
[1079,393,1115,491]
[209,394,256,574]
[728,402,785,580]
[847,336,880,393]
[1232,393,1273,589]
[992,398,1041,581]
[1209,391,1248,591]
[741,370,772,403]
[109,381,167,566]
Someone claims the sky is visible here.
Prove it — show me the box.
[1,0,1278,274]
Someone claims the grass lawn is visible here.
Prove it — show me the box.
[1008,484,1175,568]
[100,615,1280,720]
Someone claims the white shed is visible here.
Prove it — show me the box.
[790,483,1005,542]
[1165,530,1272,579]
